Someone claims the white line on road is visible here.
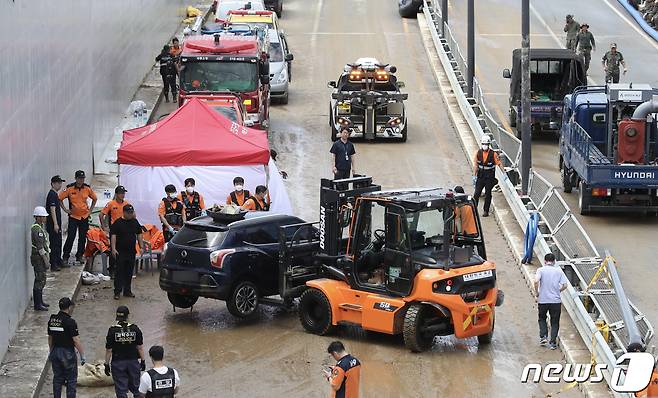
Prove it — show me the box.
[296,32,412,36]
[310,0,324,51]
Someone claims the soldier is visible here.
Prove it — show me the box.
[602,43,627,84]
[575,23,596,73]
[104,306,146,398]
[32,206,51,311]
[564,14,580,51]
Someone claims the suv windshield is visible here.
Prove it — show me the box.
[181,61,258,92]
[172,226,228,248]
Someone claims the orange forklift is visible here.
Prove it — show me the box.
[278,176,504,352]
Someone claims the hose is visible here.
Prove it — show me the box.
[522,212,539,264]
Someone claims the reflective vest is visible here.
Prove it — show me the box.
[229,190,250,206]
[180,191,201,220]
[162,198,184,227]
[476,149,496,178]
[146,367,176,397]
[248,196,270,211]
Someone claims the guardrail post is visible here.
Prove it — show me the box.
[441,0,448,37]
[520,0,531,194]
[467,0,475,97]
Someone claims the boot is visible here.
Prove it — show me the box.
[33,289,48,311]
[40,290,49,307]
[172,93,177,102]
[164,94,170,103]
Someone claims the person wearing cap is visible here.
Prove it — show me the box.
[101,186,131,277]
[178,178,205,220]
[46,175,65,271]
[472,135,504,217]
[31,206,51,311]
[110,204,145,300]
[104,305,145,398]
[602,43,627,84]
[575,23,596,73]
[453,186,478,237]
[139,345,181,397]
[564,15,580,51]
[48,297,86,398]
[159,184,186,242]
[226,176,251,206]
[59,170,97,265]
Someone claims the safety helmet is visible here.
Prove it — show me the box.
[33,206,48,217]
[481,135,491,145]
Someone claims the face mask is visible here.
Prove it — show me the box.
[481,144,489,151]
[235,185,243,191]
[186,186,194,194]
[168,193,176,199]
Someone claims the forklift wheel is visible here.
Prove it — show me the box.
[477,316,495,345]
[403,304,435,352]
[299,288,335,335]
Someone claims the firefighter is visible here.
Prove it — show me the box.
[242,185,270,211]
[138,345,181,397]
[472,135,504,217]
[104,306,146,398]
[226,176,250,206]
[178,178,205,220]
[602,43,627,84]
[155,45,177,103]
[575,23,596,73]
[100,186,130,277]
[48,297,86,398]
[323,341,361,398]
[158,184,186,242]
[59,170,97,264]
[31,206,51,311]
[564,15,580,51]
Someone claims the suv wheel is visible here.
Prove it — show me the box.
[299,288,335,335]
[167,293,198,309]
[227,281,260,318]
[403,304,435,352]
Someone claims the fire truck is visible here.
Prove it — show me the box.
[179,28,271,129]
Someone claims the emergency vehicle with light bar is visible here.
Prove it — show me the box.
[328,58,408,141]
[178,25,271,129]
[559,84,658,214]
[226,9,280,31]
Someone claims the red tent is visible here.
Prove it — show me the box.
[118,97,270,166]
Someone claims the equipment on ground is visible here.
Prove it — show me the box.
[328,58,409,142]
[279,176,502,352]
[559,84,658,214]
[503,49,586,138]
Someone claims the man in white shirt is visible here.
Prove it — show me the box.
[139,345,180,397]
[533,253,569,350]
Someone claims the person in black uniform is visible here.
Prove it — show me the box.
[48,297,86,398]
[104,305,146,398]
[330,129,357,182]
[110,205,144,300]
[155,45,178,103]
[46,175,65,271]
[139,345,181,397]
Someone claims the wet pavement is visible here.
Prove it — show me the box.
[38,0,586,397]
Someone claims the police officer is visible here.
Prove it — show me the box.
[155,45,178,103]
[32,206,51,311]
[48,297,86,398]
[158,184,186,242]
[178,178,205,220]
[104,306,146,398]
[602,43,627,84]
[46,175,65,271]
[139,345,181,397]
[472,135,504,217]
[575,23,596,73]
[564,14,580,51]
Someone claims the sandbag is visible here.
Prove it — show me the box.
[77,362,114,387]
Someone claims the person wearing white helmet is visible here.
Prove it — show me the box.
[472,135,504,217]
[32,206,51,311]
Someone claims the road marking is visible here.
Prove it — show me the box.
[601,0,658,52]
[296,32,412,36]
[479,33,553,37]
[310,0,324,51]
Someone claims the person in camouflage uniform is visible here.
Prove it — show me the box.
[602,43,627,84]
[575,23,596,73]
[564,14,580,51]
[32,206,51,311]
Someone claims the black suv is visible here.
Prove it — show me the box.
[159,213,314,317]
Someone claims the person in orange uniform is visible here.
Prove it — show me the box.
[158,184,186,242]
[59,170,97,264]
[323,341,361,398]
[226,177,250,206]
[169,37,182,58]
[472,135,504,217]
[635,368,658,397]
[453,186,478,237]
[242,185,270,211]
[100,186,130,276]
[178,178,205,220]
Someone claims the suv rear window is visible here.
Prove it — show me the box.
[172,226,227,248]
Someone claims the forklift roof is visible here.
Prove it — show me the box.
[362,188,467,210]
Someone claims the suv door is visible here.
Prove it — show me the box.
[241,222,281,295]
[383,205,414,296]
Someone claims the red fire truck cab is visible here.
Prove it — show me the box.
[179,34,270,129]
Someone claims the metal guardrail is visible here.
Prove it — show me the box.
[422,1,653,395]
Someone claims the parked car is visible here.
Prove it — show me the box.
[159,213,317,318]
[215,0,265,20]
[268,29,294,104]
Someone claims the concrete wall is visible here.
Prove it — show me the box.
[0,0,184,359]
